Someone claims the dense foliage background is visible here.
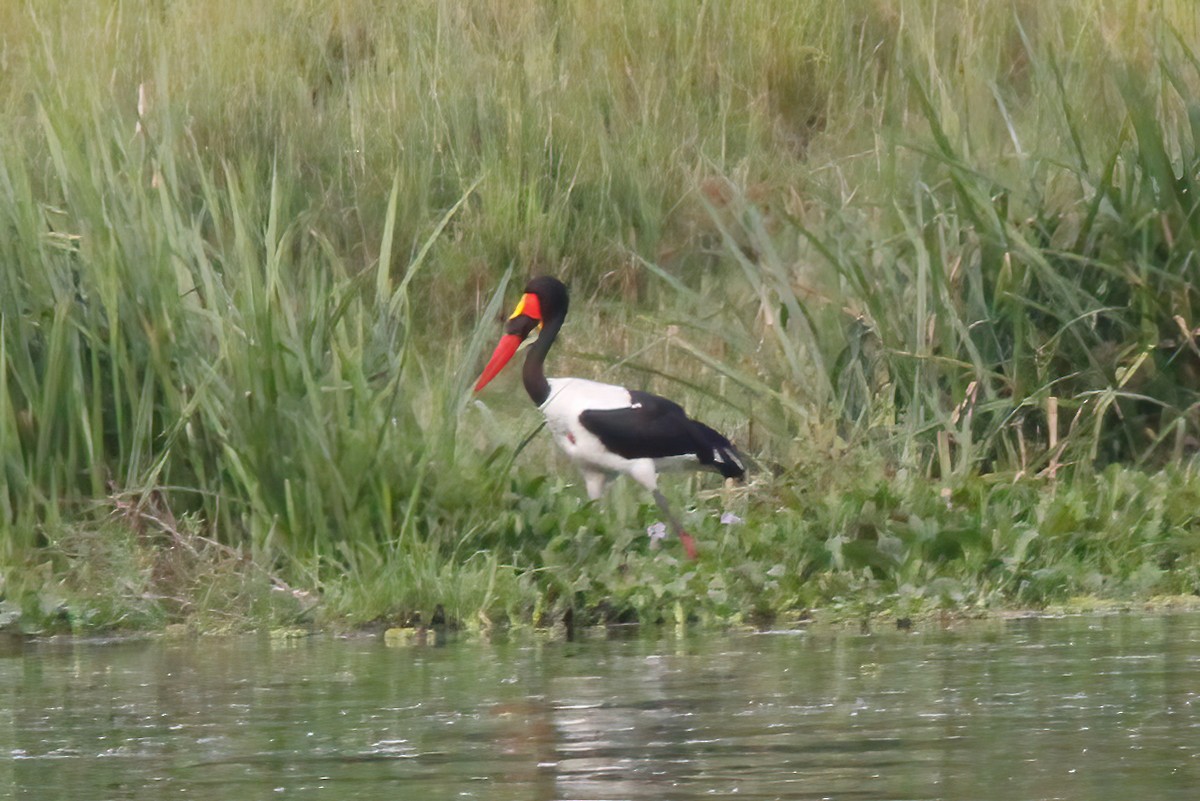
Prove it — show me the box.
[2,0,1199,632]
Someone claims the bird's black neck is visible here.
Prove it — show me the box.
[523,314,563,407]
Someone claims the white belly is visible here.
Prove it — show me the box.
[539,377,637,474]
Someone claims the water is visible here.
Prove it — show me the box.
[2,613,1198,800]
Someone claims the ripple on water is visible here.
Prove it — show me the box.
[2,615,1199,799]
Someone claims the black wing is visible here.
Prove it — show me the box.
[579,390,745,479]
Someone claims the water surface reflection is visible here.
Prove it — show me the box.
[1,614,1198,799]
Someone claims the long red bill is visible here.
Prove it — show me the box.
[474,333,524,392]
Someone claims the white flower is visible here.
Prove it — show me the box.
[720,512,743,525]
[646,522,668,543]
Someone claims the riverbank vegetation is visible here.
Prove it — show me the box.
[2,0,1200,634]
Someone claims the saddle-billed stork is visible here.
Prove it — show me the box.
[474,276,744,559]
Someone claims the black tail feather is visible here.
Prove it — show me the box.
[690,421,746,480]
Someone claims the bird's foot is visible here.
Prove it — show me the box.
[679,531,698,561]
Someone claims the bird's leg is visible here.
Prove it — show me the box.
[583,470,610,501]
[652,489,698,560]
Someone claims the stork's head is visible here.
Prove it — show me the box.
[474,276,569,392]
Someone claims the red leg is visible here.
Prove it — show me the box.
[651,489,699,560]
[679,530,698,561]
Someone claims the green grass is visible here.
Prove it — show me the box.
[2,0,1200,634]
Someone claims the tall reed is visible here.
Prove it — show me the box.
[1,0,1198,628]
